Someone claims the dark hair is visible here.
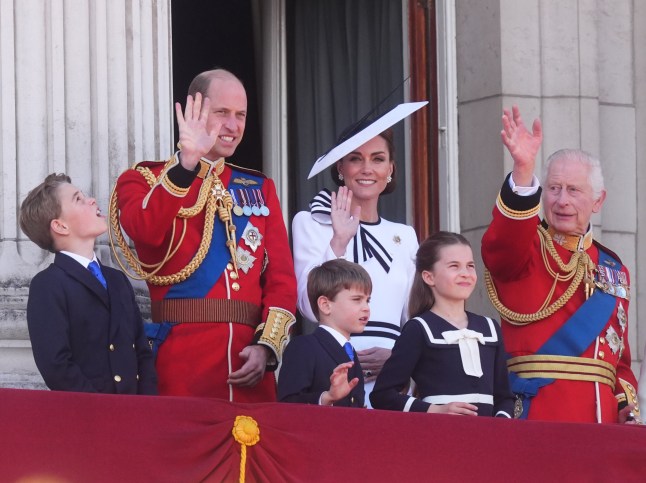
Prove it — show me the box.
[307,259,373,321]
[330,127,397,195]
[20,173,72,252]
[187,68,244,98]
[408,231,472,318]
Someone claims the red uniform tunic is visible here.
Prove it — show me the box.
[482,175,638,423]
[115,156,296,402]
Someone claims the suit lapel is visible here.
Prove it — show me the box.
[313,328,351,364]
[55,253,110,308]
[103,266,126,339]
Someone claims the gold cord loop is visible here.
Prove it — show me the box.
[485,225,592,326]
[109,160,229,285]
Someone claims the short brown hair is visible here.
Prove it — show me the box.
[187,68,244,98]
[20,173,71,252]
[330,128,397,195]
[307,259,372,321]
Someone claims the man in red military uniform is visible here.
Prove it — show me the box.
[113,69,296,402]
[482,105,640,423]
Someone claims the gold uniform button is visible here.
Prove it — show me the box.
[232,282,240,291]
[599,337,606,344]
[109,344,115,351]
[598,351,605,359]
[230,271,238,280]
[114,375,122,383]
[226,263,233,271]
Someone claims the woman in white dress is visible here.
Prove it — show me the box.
[292,128,418,407]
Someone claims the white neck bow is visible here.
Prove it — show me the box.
[441,328,485,378]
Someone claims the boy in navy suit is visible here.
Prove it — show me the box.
[20,173,157,394]
[278,259,370,407]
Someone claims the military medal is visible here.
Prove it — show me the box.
[236,246,257,274]
[242,222,263,252]
[251,191,261,216]
[231,191,244,216]
[256,189,270,216]
[239,189,252,216]
[597,263,630,300]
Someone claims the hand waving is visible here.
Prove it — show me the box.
[329,187,361,257]
[320,362,359,406]
[175,93,222,170]
[501,105,542,186]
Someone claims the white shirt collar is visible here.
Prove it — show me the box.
[60,250,98,269]
[319,325,351,347]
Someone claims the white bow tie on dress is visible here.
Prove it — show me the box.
[441,328,485,378]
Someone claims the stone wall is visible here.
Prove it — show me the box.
[456,0,644,375]
[0,0,172,388]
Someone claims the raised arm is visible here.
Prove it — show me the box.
[501,105,542,186]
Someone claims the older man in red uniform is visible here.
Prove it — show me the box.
[482,106,639,423]
[113,69,296,402]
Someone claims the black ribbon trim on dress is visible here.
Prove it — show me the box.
[309,189,393,273]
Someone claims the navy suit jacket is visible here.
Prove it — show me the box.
[277,327,364,407]
[27,252,157,394]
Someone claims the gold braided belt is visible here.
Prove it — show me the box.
[151,298,261,327]
[507,354,616,389]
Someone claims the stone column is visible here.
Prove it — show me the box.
[0,0,172,388]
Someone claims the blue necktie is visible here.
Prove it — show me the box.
[343,342,354,361]
[88,261,107,289]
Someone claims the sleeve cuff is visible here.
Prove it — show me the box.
[166,151,199,189]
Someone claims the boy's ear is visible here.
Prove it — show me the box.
[50,218,69,236]
[317,295,332,316]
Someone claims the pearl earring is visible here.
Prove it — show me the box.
[387,176,392,183]
[338,173,344,181]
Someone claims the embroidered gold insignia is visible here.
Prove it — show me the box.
[233,177,258,187]
[552,233,566,246]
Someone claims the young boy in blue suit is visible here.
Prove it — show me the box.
[278,259,370,407]
[20,173,157,394]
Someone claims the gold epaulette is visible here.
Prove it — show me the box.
[256,307,296,362]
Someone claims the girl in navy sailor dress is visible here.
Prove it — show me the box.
[370,232,515,417]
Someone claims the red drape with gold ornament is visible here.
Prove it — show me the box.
[1,388,644,482]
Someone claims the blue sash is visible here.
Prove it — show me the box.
[511,249,620,418]
[166,167,264,299]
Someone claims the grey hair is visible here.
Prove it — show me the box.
[542,149,605,199]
